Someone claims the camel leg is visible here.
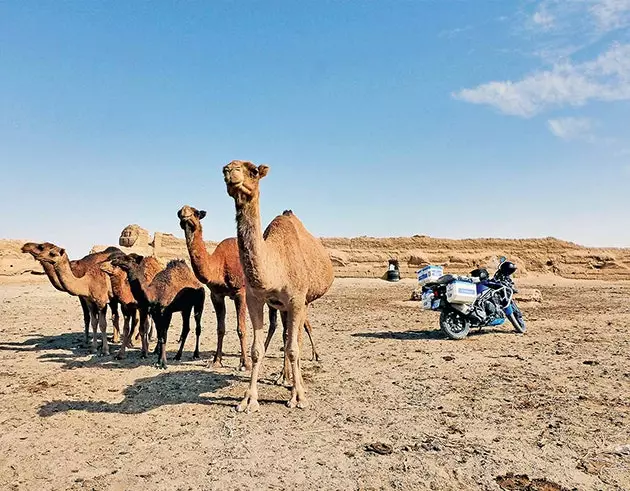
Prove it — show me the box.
[286,301,308,409]
[155,312,171,369]
[274,312,291,386]
[174,308,191,361]
[234,293,250,371]
[148,318,155,341]
[80,297,90,345]
[126,309,138,348]
[139,309,149,358]
[236,297,265,413]
[89,304,99,354]
[110,300,120,344]
[193,290,204,360]
[210,293,226,369]
[263,307,278,353]
[99,306,109,356]
[304,318,319,362]
[115,313,130,360]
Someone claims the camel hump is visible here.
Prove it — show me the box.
[282,210,294,216]
[166,259,188,269]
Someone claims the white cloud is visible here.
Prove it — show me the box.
[453,43,630,117]
[590,0,630,31]
[547,117,593,139]
[533,8,555,29]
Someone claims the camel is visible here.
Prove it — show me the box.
[21,243,122,345]
[178,205,250,370]
[101,254,162,358]
[37,244,117,355]
[223,160,334,412]
[111,256,205,369]
[178,205,320,374]
[99,261,139,359]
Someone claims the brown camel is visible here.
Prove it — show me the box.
[21,243,122,345]
[111,256,205,369]
[100,260,139,359]
[178,205,250,370]
[101,254,162,358]
[223,160,334,412]
[37,244,116,355]
[178,205,319,374]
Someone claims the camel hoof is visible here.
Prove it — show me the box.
[115,352,126,360]
[174,355,182,362]
[236,399,259,413]
[211,361,224,369]
[141,352,148,359]
[286,398,308,409]
[155,362,168,370]
[193,352,200,360]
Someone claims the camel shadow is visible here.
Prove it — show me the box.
[38,370,240,416]
[0,332,86,352]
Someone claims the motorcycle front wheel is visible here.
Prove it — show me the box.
[508,302,526,333]
[440,310,471,340]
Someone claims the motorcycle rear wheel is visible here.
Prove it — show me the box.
[508,303,526,333]
[440,310,471,340]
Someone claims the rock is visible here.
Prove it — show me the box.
[514,288,543,303]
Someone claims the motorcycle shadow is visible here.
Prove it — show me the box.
[353,326,518,341]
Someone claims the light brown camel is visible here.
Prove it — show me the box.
[223,160,334,412]
[38,244,116,355]
[21,243,122,344]
[111,256,205,369]
[101,254,162,358]
[178,205,320,374]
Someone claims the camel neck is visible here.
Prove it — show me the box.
[235,199,269,289]
[40,261,65,292]
[126,268,157,305]
[54,257,91,297]
[185,226,222,286]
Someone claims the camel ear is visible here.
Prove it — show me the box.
[198,210,207,220]
[59,248,66,257]
[258,165,269,179]
[177,209,183,219]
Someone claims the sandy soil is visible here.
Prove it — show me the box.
[0,276,629,491]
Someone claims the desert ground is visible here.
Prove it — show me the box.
[0,275,629,491]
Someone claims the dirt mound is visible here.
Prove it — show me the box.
[3,228,630,280]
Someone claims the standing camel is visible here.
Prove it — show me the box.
[101,254,162,358]
[21,243,122,344]
[178,205,320,375]
[178,205,251,370]
[111,256,205,369]
[38,244,116,355]
[223,160,334,412]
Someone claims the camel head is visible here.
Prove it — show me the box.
[111,254,143,273]
[99,260,117,276]
[37,244,68,265]
[223,160,269,205]
[178,205,206,234]
[21,242,57,259]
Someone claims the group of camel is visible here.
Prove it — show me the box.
[22,161,334,412]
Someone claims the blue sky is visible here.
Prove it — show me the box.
[1,1,629,256]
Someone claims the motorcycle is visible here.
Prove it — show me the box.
[421,257,526,340]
